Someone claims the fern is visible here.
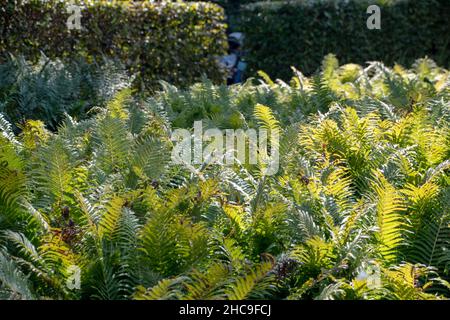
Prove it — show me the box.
[94,115,130,174]
[0,113,21,148]
[0,250,35,300]
[254,103,280,134]
[224,261,275,300]
[371,171,406,263]
[134,278,184,300]
[32,138,74,207]
[183,262,231,300]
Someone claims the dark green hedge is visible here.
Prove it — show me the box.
[0,0,228,89]
[240,0,450,80]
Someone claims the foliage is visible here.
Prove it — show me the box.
[0,54,131,131]
[0,55,449,300]
[239,0,450,80]
[0,0,228,90]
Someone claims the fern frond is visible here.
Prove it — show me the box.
[32,138,73,207]
[106,88,133,120]
[133,278,184,300]
[94,115,130,173]
[128,136,169,186]
[183,262,231,300]
[0,113,21,149]
[0,144,27,227]
[257,71,275,87]
[98,197,126,239]
[383,263,443,300]
[288,209,323,242]
[371,171,407,263]
[254,104,280,134]
[218,238,247,270]
[224,261,275,300]
[0,250,35,300]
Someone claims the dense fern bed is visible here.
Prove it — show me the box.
[0,55,449,300]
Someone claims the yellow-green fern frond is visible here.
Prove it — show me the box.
[257,70,275,87]
[254,103,280,134]
[107,88,133,120]
[183,262,231,300]
[98,197,126,238]
[134,278,183,300]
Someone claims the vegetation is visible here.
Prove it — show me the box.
[0,55,449,300]
[240,0,450,80]
[0,54,131,131]
[0,0,227,89]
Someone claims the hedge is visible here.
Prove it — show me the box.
[239,0,450,80]
[0,0,228,89]
[209,0,265,29]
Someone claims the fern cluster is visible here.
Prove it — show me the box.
[0,55,449,300]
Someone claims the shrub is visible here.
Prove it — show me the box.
[0,0,228,89]
[239,0,450,80]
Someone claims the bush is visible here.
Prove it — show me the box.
[0,0,228,90]
[239,0,450,80]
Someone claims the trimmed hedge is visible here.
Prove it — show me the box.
[209,0,258,29]
[239,0,450,80]
[0,0,228,89]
